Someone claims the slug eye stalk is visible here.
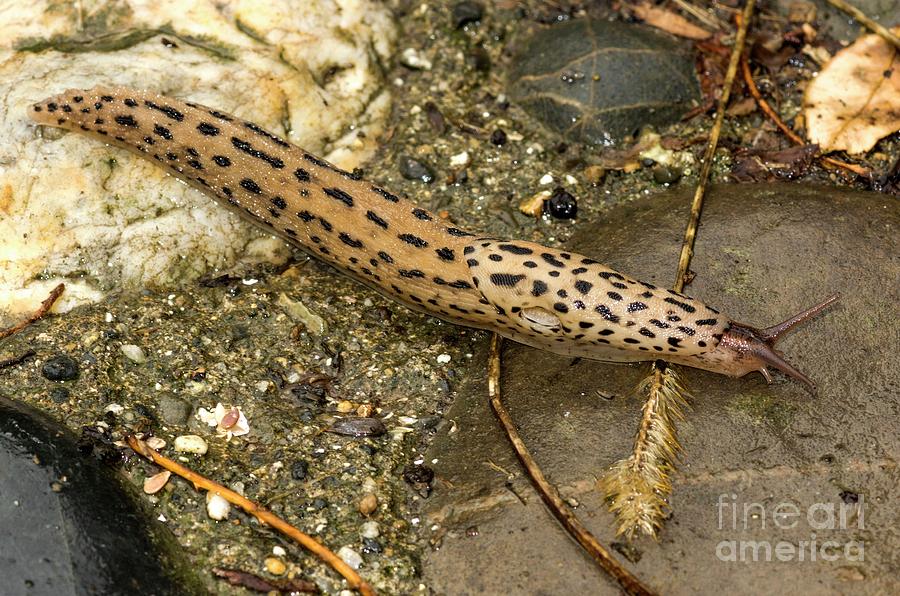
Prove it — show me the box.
[725,294,840,394]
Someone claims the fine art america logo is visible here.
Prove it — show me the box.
[715,493,865,562]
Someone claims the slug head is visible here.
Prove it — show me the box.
[705,294,840,394]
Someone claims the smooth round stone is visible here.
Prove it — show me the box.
[40,354,79,381]
[508,19,700,144]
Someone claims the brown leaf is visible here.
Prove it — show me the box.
[629,2,712,40]
[804,26,900,154]
[212,567,317,593]
[731,144,819,182]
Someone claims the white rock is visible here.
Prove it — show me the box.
[361,521,380,539]
[436,354,451,364]
[206,492,230,520]
[337,546,363,570]
[120,345,147,363]
[174,434,208,455]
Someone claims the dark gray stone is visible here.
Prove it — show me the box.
[508,19,700,144]
[155,393,192,426]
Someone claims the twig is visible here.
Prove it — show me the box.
[738,34,870,176]
[0,349,36,370]
[671,0,727,31]
[126,436,376,596]
[0,283,65,340]
[673,0,755,292]
[824,0,900,51]
[486,334,656,596]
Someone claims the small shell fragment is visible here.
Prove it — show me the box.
[145,436,166,451]
[120,344,147,363]
[519,190,552,217]
[327,417,386,437]
[143,470,171,494]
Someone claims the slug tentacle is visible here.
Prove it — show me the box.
[27,86,837,392]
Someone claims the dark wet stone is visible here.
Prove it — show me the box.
[545,187,578,219]
[398,155,435,184]
[48,386,70,403]
[41,354,79,381]
[0,396,198,595]
[291,459,309,481]
[508,19,700,143]
[468,46,491,72]
[327,417,386,437]
[402,464,434,497]
[361,537,383,554]
[156,393,192,426]
[451,1,484,29]
[490,128,507,146]
[652,164,683,184]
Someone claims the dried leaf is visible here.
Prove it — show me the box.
[731,144,819,182]
[804,26,900,154]
[630,2,712,40]
[212,567,317,593]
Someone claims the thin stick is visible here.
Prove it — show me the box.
[824,0,900,51]
[738,47,869,176]
[0,283,65,341]
[673,0,755,292]
[126,436,376,596]
[0,349,36,370]
[486,334,657,596]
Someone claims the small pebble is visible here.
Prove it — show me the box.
[49,386,70,403]
[337,546,363,570]
[519,189,551,217]
[652,164,683,184]
[291,459,310,480]
[41,354,79,381]
[584,165,606,184]
[449,151,470,167]
[398,155,435,183]
[545,187,578,220]
[206,492,230,520]
[120,344,147,363]
[272,546,286,557]
[490,129,507,146]
[358,493,378,516]
[327,417,386,437]
[361,520,380,539]
[436,354,451,364]
[336,400,355,413]
[399,48,432,70]
[264,557,286,576]
[452,1,484,29]
[145,436,166,450]
[174,434,208,455]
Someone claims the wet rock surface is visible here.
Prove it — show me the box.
[0,396,196,596]
[508,19,700,144]
[421,184,899,595]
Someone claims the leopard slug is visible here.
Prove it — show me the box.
[28,87,838,392]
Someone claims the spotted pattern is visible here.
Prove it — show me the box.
[28,86,731,369]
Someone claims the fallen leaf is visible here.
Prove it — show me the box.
[804,26,900,154]
[629,2,712,40]
[731,144,819,182]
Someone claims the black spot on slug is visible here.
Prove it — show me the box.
[271,196,287,209]
[498,244,533,255]
[627,302,648,312]
[667,337,682,348]
[231,137,284,169]
[399,269,425,278]
[212,155,231,167]
[436,247,455,261]
[124,98,138,107]
[339,232,363,248]
[523,261,537,268]
[598,271,625,281]
[144,100,184,121]
[318,218,333,232]
[197,122,220,136]
[574,280,593,294]
[638,328,655,338]
[378,251,394,264]
[541,253,565,267]
[153,124,173,139]
[696,318,718,326]
[366,210,388,228]
[553,303,568,313]
[324,187,354,207]
[595,305,619,323]
[294,168,310,182]
[412,208,432,220]
[371,186,399,202]
[398,233,428,248]
[531,280,548,297]
[488,254,502,262]
[607,292,622,301]
[114,114,138,127]
[240,178,262,194]
[664,297,696,313]
[447,227,473,237]
[490,273,525,287]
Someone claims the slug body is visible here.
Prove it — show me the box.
[28,87,836,391]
